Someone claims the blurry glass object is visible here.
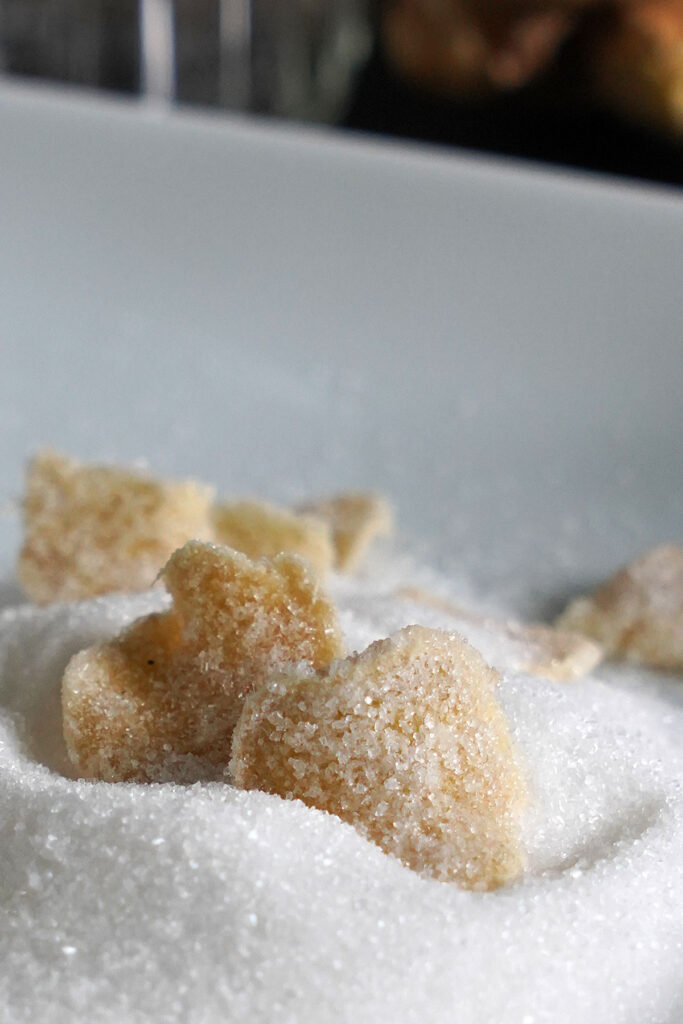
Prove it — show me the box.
[176,0,372,120]
[0,0,139,91]
[0,0,372,122]
[140,0,175,102]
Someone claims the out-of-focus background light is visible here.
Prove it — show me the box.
[0,1,681,185]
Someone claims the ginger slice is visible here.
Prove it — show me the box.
[212,500,334,577]
[298,492,394,572]
[396,586,603,682]
[501,621,603,681]
[62,541,344,783]
[589,2,683,137]
[18,451,393,602]
[18,451,215,604]
[556,545,683,672]
[231,626,526,890]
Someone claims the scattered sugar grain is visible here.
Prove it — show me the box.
[0,564,682,1022]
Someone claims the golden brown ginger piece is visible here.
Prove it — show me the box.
[19,451,215,604]
[589,1,683,135]
[231,626,527,890]
[299,492,394,572]
[500,620,603,680]
[383,0,683,138]
[395,586,603,681]
[212,500,334,577]
[62,541,344,782]
[383,0,574,96]
[19,452,391,604]
[556,544,683,672]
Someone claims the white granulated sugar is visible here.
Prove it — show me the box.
[1,570,682,1024]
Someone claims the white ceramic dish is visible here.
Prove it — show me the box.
[1,79,683,618]
[1,81,682,1024]
[0,80,681,616]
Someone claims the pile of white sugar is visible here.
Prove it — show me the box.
[1,566,682,1024]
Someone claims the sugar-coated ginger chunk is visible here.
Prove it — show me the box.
[231,626,526,890]
[299,492,394,572]
[212,500,334,577]
[500,620,603,681]
[18,451,215,604]
[556,545,683,672]
[62,541,344,782]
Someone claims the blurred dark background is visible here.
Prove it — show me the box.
[345,39,683,186]
[1,0,681,187]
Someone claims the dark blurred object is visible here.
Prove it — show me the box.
[381,0,576,98]
[587,2,683,137]
[0,0,371,120]
[0,1,679,185]
[174,0,371,119]
[379,0,683,138]
[344,1,682,186]
[0,0,139,91]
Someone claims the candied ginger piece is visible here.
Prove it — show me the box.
[18,451,215,604]
[556,544,683,672]
[500,621,603,682]
[298,492,394,571]
[62,541,344,782]
[395,586,602,681]
[231,626,526,890]
[212,500,334,576]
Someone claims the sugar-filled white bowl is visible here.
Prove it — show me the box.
[0,81,681,1023]
[0,79,681,611]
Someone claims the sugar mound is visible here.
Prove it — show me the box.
[232,626,526,890]
[333,575,604,683]
[1,571,682,1022]
[393,585,603,680]
[62,541,344,782]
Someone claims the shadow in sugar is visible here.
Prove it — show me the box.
[539,797,664,880]
[0,601,122,779]
[0,576,28,612]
